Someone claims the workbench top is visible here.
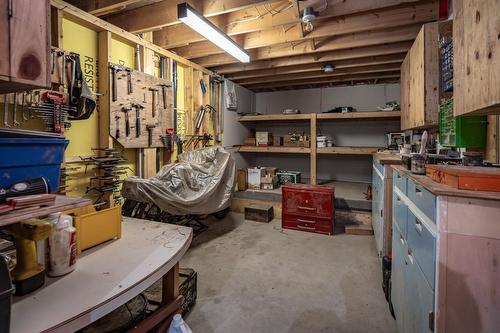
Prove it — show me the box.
[392,165,500,201]
[373,152,403,165]
[11,217,193,333]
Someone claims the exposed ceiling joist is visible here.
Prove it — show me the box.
[225,54,405,80]
[213,42,412,74]
[245,72,401,89]
[153,0,428,48]
[194,24,422,68]
[103,0,282,33]
[236,64,402,85]
[169,1,437,59]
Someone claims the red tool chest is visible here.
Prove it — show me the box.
[282,185,335,235]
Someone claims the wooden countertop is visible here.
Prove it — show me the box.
[392,165,500,201]
[373,152,403,165]
[11,218,193,333]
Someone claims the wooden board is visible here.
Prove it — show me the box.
[239,146,311,154]
[0,196,92,227]
[316,111,401,121]
[109,63,173,148]
[426,164,500,192]
[317,146,381,155]
[239,113,312,122]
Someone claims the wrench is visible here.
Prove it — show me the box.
[12,92,19,126]
[58,51,66,87]
[3,94,10,128]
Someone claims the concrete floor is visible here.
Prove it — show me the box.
[181,213,397,333]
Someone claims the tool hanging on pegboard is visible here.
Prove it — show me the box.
[32,91,74,134]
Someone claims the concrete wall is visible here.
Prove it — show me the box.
[222,80,256,170]
[254,84,401,183]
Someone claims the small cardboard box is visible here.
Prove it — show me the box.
[273,136,283,146]
[283,135,310,147]
[256,132,273,146]
[261,175,278,190]
[277,171,301,185]
[263,167,278,176]
[244,137,256,146]
[247,167,265,189]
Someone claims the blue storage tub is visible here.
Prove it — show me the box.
[0,137,69,191]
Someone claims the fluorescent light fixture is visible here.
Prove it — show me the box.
[178,3,250,63]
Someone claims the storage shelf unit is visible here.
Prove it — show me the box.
[239,112,400,184]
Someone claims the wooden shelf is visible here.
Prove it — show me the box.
[317,146,381,155]
[239,114,311,122]
[238,146,311,154]
[0,196,92,227]
[316,111,401,121]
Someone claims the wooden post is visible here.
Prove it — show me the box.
[162,262,179,304]
[50,7,63,48]
[310,113,317,185]
[98,31,114,207]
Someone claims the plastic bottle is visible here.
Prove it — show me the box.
[167,314,193,333]
[46,213,77,277]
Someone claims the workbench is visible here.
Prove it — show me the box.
[10,217,193,333]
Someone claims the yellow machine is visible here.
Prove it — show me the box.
[8,219,52,296]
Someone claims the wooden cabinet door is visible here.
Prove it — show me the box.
[372,170,383,257]
[453,0,500,116]
[0,0,10,79]
[8,0,50,88]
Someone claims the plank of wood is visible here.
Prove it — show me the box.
[239,114,312,122]
[239,146,311,154]
[310,114,317,185]
[0,196,92,227]
[317,111,401,121]
[345,224,374,236]
[317,147,382,155]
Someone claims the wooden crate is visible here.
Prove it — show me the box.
[244,204,274,223]
[426,165,500,192]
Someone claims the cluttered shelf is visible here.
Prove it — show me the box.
[317,147,382,155]
[0,195,92,227]
[238,114,312,122]
[238,146,311,154]
[316,111,401,121]
[238,111,401,123]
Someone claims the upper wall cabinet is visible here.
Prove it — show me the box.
[400,23,440,130]
[453,0,500,116]
[0,0,51,93]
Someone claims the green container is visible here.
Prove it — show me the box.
[439,98,486,148]
[277,171,301,186]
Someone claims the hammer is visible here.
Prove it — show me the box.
[109,64,122,102]
[149,87,159,118]
[158,83,169,109]
[125,68,133,94]
[121,106,132,137]
[132,103,144,138]
[146,124,156,147]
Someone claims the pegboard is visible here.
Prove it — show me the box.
[108,63,173,148]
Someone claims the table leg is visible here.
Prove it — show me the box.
[162,262,180,305]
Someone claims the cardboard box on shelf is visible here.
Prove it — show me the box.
[256,132,273,146]
[277,171,301,185]
[263,167,279,176]
[243,138,256,146]
[283,134,310,147]
[261,175,278,190]
[247,167,265,190]
[273,136,283,146]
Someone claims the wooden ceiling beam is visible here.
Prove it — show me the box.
[235,64,402,85]
[153,0,427,49]
[194,24,422,68]
[213,42,412,74]
[252,78,400,92]
[170,1,438,59]
[245,72,401,89]
[104,0,282,34]
[225,54,405,80]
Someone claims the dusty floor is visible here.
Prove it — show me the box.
[180,212,397,333]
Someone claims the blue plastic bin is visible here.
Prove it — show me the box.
[0,137,69,191]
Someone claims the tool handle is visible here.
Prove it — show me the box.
[125,118,130,137]
[136,117,141,137]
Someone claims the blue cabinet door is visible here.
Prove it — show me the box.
[404,250,435,333]
[391,227,406,333]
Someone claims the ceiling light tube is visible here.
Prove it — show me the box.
[178,2,250,63]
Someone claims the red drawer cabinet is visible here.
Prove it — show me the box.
[282,185,335,235]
